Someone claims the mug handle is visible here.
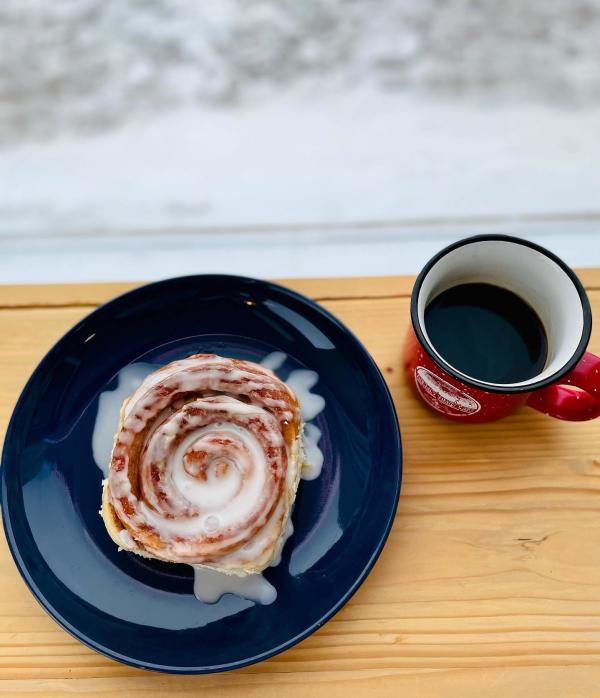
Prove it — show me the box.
[526,352,600,421]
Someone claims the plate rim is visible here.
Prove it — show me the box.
[1,273,402,674]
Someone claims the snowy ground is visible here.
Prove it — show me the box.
[1,1,600,282]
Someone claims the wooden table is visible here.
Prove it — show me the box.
[1,273,600,698]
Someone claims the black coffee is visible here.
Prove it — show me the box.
[424,283,547,384]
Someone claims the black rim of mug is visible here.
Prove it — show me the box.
[410,233,593,395]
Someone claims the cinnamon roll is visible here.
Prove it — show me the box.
[101,354,304,576]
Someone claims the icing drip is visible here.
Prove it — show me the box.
[260,353,326,480]
[193,566,276,605]
[285,370,326,421]
[259,351,287,371]
[92,363,159,476]
[192,513,294,605]
[302,423,324,480]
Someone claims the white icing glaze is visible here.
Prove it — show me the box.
[125,358,296,424]
[285,369,326,421]
[302,423,324,480]
[169,423,266,524]
[193,566,276,605]
[108,357,295,562]
[136,418,271,541]
[193,508,294,605]
[94,352,326,609]
[118,528,135,549]
[260,351,287,371]
[217,499,285,566]
[92,363,159,476]
[260,352,326,480]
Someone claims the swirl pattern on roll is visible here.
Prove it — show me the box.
[105,354,301,569]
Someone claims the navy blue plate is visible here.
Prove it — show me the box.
[1,275,401,673]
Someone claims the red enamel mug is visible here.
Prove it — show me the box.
[404,234,600,423]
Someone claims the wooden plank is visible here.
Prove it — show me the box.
[1,277,600,697]
[0,276,413,309]
[0,269,599,309]
[3,295,600,464]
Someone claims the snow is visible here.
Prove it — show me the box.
[2,93,600,238]
[1,1,600,281]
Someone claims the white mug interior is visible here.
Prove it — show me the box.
[416,239,585,388]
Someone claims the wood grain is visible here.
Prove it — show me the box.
[1,273,600,697]
[0,268,599,309]
[0,276,412,309]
